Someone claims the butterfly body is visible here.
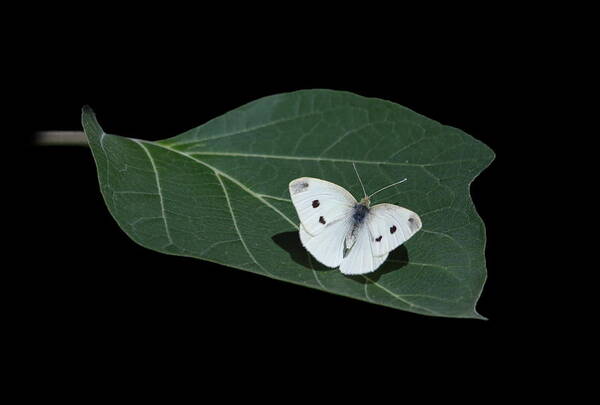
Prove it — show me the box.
[352,200,370,223]
[289,176,422,275]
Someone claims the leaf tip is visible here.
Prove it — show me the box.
[82,105,94,115]
[471,310,488,321]
[81,105,104,138]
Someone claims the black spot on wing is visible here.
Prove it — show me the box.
[390,225,397,234]
[408,216,421,232]
[375,235,382,242]
[312,200,320,208]
[319,216,326,224]
[290,181,309,194]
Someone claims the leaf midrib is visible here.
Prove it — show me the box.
[179,150,485,168]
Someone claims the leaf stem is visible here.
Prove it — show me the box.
[35,131,87,146]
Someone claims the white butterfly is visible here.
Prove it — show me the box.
[289,164,422,275]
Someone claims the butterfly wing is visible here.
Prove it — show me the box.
[289,178,421,275]
[339,203,421,275]
[289,177,357,236]
[366,203,422,257]
[299,218,354,268]
[339,222,389,275]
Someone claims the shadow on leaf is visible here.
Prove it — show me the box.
[271,231,332,272]
[272,231,410,282]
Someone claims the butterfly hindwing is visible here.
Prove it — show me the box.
[339,222,389,275]
[299,219,353,268]
[289,177,357,236]
[366,203,422,257]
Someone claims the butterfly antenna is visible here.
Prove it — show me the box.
[352,162,368,199]
[368,178,407,199]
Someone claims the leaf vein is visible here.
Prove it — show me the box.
[144,141,299,230]
[318,122,374,157]
[133,140,174,247]
[167,110,331,147]
[214,173,270,275]
[306,254,326,289]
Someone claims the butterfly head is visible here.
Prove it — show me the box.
[359,196,371,207]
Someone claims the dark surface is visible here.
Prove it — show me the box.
[13,29,553,379]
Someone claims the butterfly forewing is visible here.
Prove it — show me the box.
[289,177,357,236]
[366,203,422,257]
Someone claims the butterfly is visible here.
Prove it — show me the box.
[288,164,422,275]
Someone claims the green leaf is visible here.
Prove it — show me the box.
[82,90,494,319]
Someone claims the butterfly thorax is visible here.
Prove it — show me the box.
[345,199,370,254]
[352,199,370,224]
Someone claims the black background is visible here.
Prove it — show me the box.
[13,17,559,387]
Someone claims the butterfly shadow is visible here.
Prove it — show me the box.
[271,231,409,283]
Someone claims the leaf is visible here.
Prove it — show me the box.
[82,90,494,319]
